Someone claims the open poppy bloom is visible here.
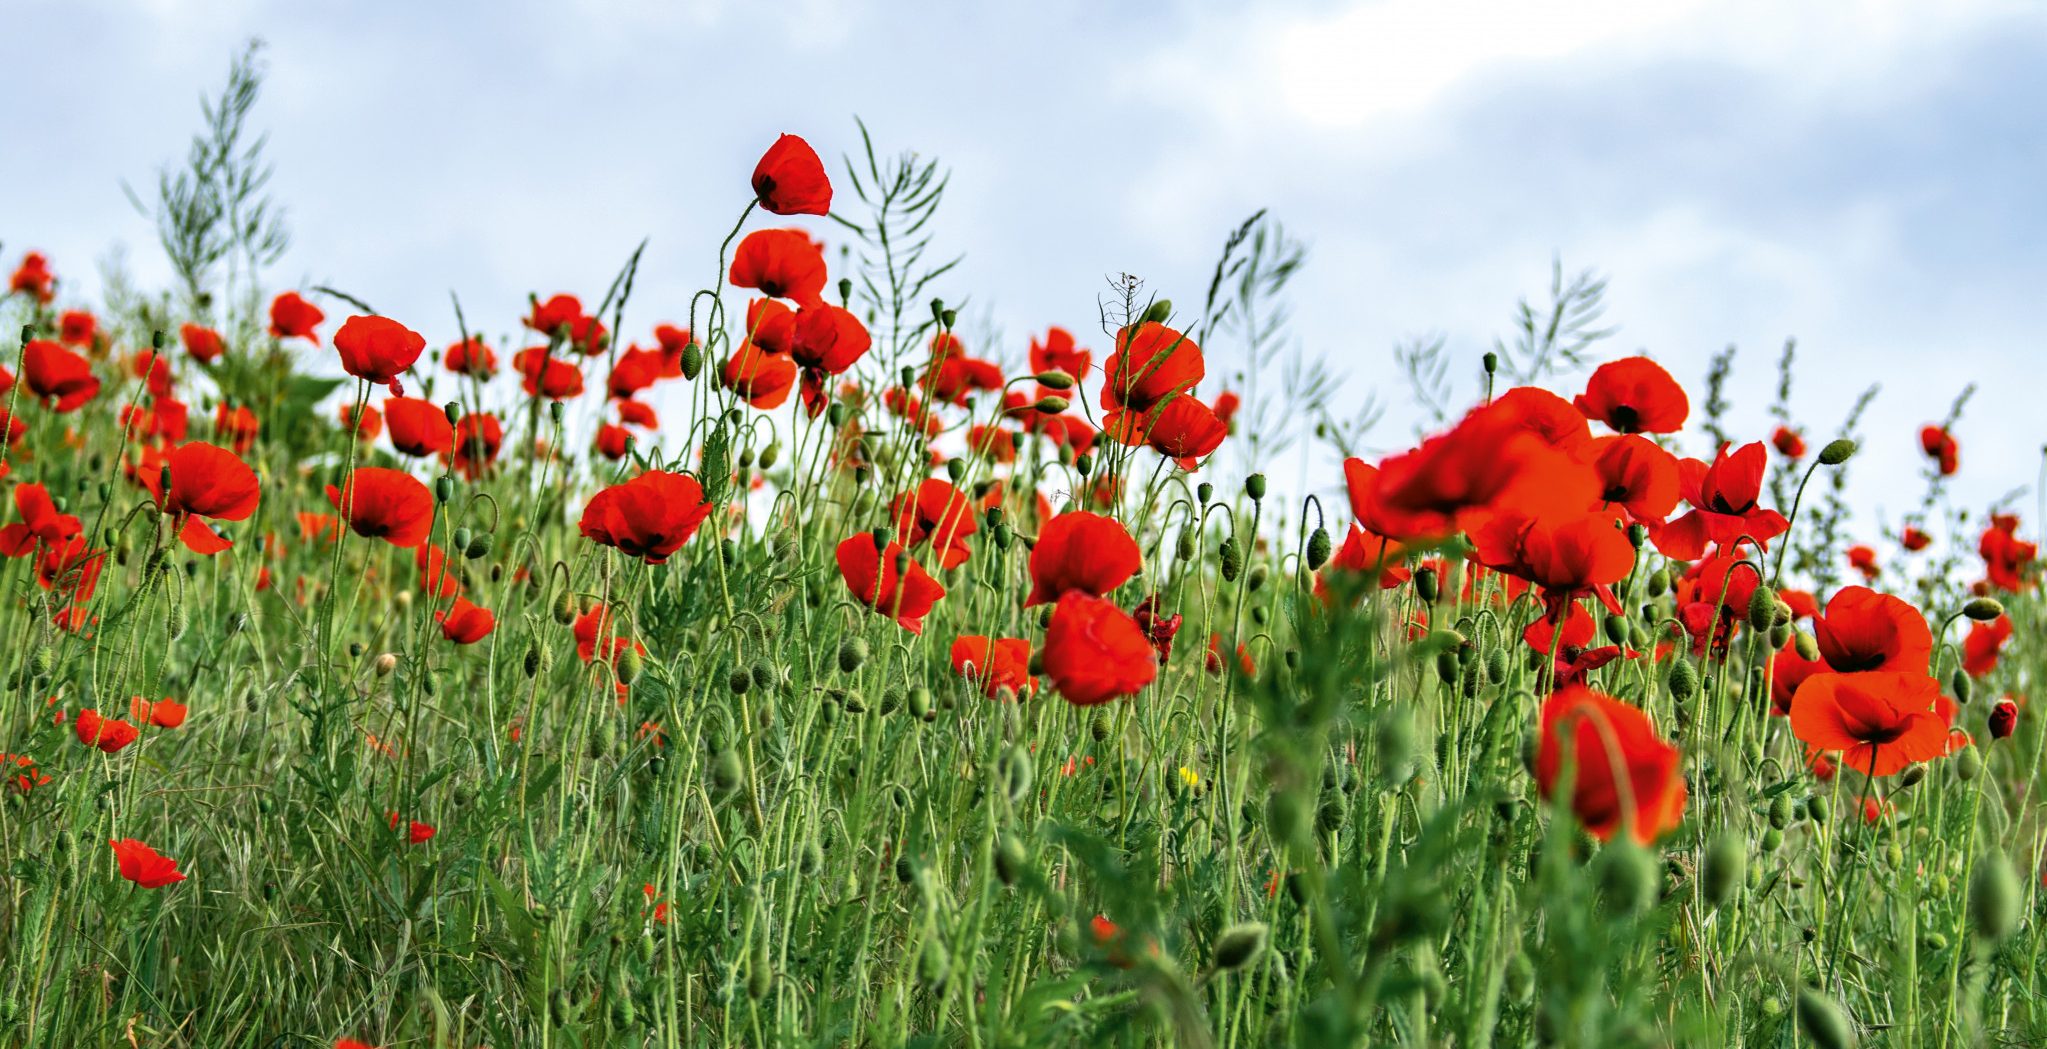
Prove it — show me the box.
[752,133,832,216]
[0,482,82,557]
[1534,685,1686,845]
[596,423,632,460]
[1574,356,1689,434]
[326,468,435,548]
[388,812,437,844]
[111,838,186,888]
[1963,615,2013,677]
[1101,322,1202,424]
[836,531,946,634]
[339,402,382,442]
[131,697,188,728]
[156,441,262,555]
[1107,394,1228,468]
[512,346,586,399]
[730,228,827,306]
[1581,434,1679,525]
[180,322,225,363]
[1040,591,1158,705]
[572,602,643,667]
[950,635,1035,697]
[1979,514,2037,592]
[333,315,426,395]
[1846,544,1879,581]
[890,478,979,570]
[22,339,100,411]
[1810,585,1932,675]
[384,396,453,457]
[1025,511,1140,606]
[1919,425,1958,476]
[1771,425,1807,459]
[579,470,716,563]
[437,596,496,644]
[1790,671,1952,777]
[74,709,141,753]
[1494,386,1594,452]
[1374,398,1600,539]
[1650,442,1789,560]
[448,413,504,479]
[444,335,497,377]
[269,291,324,342]
[9,250,55,302]
[1030,326,1092,382]
[1770,637,1827,716]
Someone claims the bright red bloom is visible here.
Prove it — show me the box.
[1990,697,2019,740]
[1811,585,1932,675]
[447,413,503,479]
[179,323,225,363]
[444,336,497,377]
[381,396,452,457]
[1102,323,1202,417]
[159,441,261,554]
[1472,509,1633,602]
[730,228,827,306]
[1770,637,1827,716]
[336,1038,377,1049]
[606,346,665,400]
[437,596,496,644]
[4,753,49,793]
[1979,515,2037,592]
[653,324,692,376]
[1535,685,1686,845]
[572,602,643,666]
[1494,387,1593,452]
[1790,671,1951,777]
[617,399,658,428]
[527,293,585,335]
[1041,591,1159,706]
[513,346,586,400]
[1026,511,1140,606]
[724,346,798,409]
[339,402,382,441]
[596,422,631,460]
[0,482,82,556]
[580,471,715,564]
[1964,616,2013,677]
[836,531,946,634]
[131,697,188,728]
[1108,394,1228,468]
[791,303,871,375]
[74,709,140,753]
[110,838,186,888]
[1132,594,1184,661]
[333,316,426,394]
[1771,425,1807,459]
[1574,356,1688,434]
[59,309,98,347]
[213,404,260,453]
[1030,327,1092,382]
[1373,399,1600,539]
[1846,544,1879,581]
[1320,524,1411,597]
[1900,526,1931,551]
[269,291,325,342]
[950,636,1035,697]
[22,339,100,411]
[9,251,54,302]
[752,133,832,216]
[1919,425,1959,476]
[1205,633,1255,677]
[890,478,979,570]
[388,812,437,844]
[1583,434,1679,524]
[326,468,435,548]
[1650,443,1789,560]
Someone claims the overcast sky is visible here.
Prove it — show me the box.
[5,0,2044,547]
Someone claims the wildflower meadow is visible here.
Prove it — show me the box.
[2,43,2043,1049]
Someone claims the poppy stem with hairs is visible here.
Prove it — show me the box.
[1770,457,1831,586]
[1822,763,1879,990]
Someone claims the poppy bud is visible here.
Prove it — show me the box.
[870,527,892,552]
[1033,396,1069,414]
[1795,988,1856,1049]
[1305,527,1332,570]
[1817,439,1857,466]
[452,527,473,554]
[1807,794,1831,825]
[999,744,1034,803]
[434,474,456,504]
[1213,922,1268,972]
[945,458,967,483]
[1956,743,1983,781]
[1952,667,1972,704]
[1089,708,1112,741]
[1414,566,1440,603]
[1963,597,2005,622]
[552,590,576,625]
[466,534,492,560]
[1795,631,1821,662]
[1627,522,1648,549]
[837,277,853,303]
[992,523,1013,550]
[1746,585,1779,631]
[1667,658,1698,700]
[1604,614,1630,645]
[826,401,848,427]
[994,834,1026,886]
[1482,351,1499,375]
[1175,531,1195,562]
[374,653,398,677]
[759,442,782,470]
[150,328,166,350]
[1768,793,1794,829]
[1970,852,2021,941]
[1034,370,1074,390]
[709,748,743,794]
[1074,453,1093,477]
[159,465,173,496]
[751,661,775,691]
[1245,474,1267,501]
[442,400,461,426]
[1141,299,1172,324]
[727,667,752,695]
[1597,843,1659,915]
[1899,764,1927,789]
[617,646,644,685]
[838,636,868,673]
[1761,827,1784,852]
[917,938,951,990]
[1701,833,1745,908]
[523,644,541,678]
[681,344,703,379]
[1197,482,1213,504]
[1220,538,1242,581]
[549,400,564,426]
[1990,698,2018,740]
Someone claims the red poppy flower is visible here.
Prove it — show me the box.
[617,399,658,428]
[336,1038,377,1049]
[1102,323,1202,417]
[1650,443,1789,560]
[1108,395,1228,468]
[1990,697,2019,740]
[527,293,585,335]
[59,309,98,347]
[1810,585,1932,675]
[22,339,100,411]
[159,441,261,554]
[580,471,715,564]
[723,346,798,409]
[1132,594,1183,661]
[1900,526,1931,551]
[596,423,631,460]
[1978,515,2037,592]
[339,402,382,442]
[1582,434,1679,524]
[1025,511,1140,606]
[1573,356,1688,434]
[1205,633,1255,677]
[1846,544,1879,581]
[925,351,1005,405]
[110,838,186,888]
[326,468,435,548]
[791,303,871,375]
[1213,389,1241,427]
[1040,591,1159,705]
[752,133,833,216]
[1790,671,1951,777]
[653,323,692,371]
[890,478,979,570]
[448,413,503,479]
[1771,425,1806,459]
[0,482,82,556]
[177,322,224,363]
[836,531,946,634]
[1043,414,1098,457]
[444,336,497,377]
[513,346,586,400]
[1030,327,1092,382]
[381,396,453,457]
[388,812,437,844]
[950,636,1035,698]
[1964,615,2013,677]
[1494,387,1593,452]
[3,753,49,793]
[130,697,188,728]
[605,346,665,401]
[1919,425,1958,476]
[1373,398,1600,538]
[730,228,827,306]
[9,251,54,302]
[1535,685,1687,845]
[1318,524,1411,598]
[1769,637,1827,716]
[269,291,325,343]
[333,316,426,395]
[74,709,140,753]
[437,596,496,644]
[1472,509,1633,603]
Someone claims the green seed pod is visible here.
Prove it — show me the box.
[1414,565,1440,603]
[1817,439,1857,466]
[1807,794,1831,826]
[1760,827,1784,852]
[1701,833,1745,908]
[1796,988,1856,1049]
[995,834,1026,886]
[616,646,644,685]
[837,636,868,673]
[1970,852,2021,942]
[1074,452,1093,476]
[1768,793,1794,829]
[1244,473,1266,501]
[917,938,951,990]
[1220,538,1242,581]
[1951,668,1972,705]
[1796,631,1821,662]
[1643,567,1669,598]
[1142,298,1173,324]
[1305,527,1332,569]
[1667,658,1698,700]
[1962,597,2005,622]
[709,748,743,795]
[452,526,473,552]
[1213,922,1268,972]
[1604,613,1630,645]
[1956,744,1983,781]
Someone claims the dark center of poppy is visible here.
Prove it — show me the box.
[1602,484,1632,503]
[1609,404,1640,433]
[1829,648,1886,673]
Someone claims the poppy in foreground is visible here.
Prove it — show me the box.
[949,635,1035,698]
[333,315,427,395]
[1025,511,1141,606]
[1534,686,1686,845]
[1574,356,1689,435]
[752,133,832,216]
[111,838,186,888]
[158,441,262,555]
[326,468,436,548]
[579,470,716,564]
[1040,592,1158,705]
[837,531,946,634]
[269,291,324,342]
[1789,671,1952,777]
